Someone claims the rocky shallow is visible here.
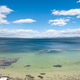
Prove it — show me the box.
[0,57,19,66]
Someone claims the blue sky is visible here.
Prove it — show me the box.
[0,0,80,38]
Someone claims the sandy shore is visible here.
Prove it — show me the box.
[0,68,80,80]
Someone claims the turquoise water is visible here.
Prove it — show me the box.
[0,38,80,79]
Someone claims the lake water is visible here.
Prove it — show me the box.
[0,38,80,80]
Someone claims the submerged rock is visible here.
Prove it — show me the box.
[29,76,34,78]
[40,73,45,75]
[1,67,5,69]
[53,65,62,68]
[26,75,34,80]
[74,61,80,64]
[27,65,31,67]
[38,75,43,79]
[26,75,31,77]
[0,57,19,66]
[24,65,31,67]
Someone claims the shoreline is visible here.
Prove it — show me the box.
[0,69,80,80]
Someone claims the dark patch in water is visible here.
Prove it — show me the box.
[26,75,31,77]
[47,50,61,53]
[40,73,45,75]
[30,76,34,78]
[0,57,19,66]
[24,65,31,67]
[53,65,62,68]
[38,75,43,79]
[26,75,34,80]
[38,49,61,55]
[74,61,80,64]
[62,49,80,52]
[0,67,5,69]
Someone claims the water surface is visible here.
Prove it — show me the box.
[0,38,80,79]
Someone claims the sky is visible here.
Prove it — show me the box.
[0,0,80,38]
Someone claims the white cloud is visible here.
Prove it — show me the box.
[0,6,13,24]
[35,28,80,38]
[12,19,36,24]
[49,18,70,26]
[77,15,80,18]
[1,28,80,38]
[77,0,80,3]
[0,6,13,13]
[0,18,10,24]
[52,9,80,18]
[0,29,39,38]
[0,13,6,19]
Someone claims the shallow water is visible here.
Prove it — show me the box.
[0,38,80,79]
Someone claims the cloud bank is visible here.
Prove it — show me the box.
[0,29,39,38]
[0,6,13,24]
[12,19,36,24]
[0,28,80,38]
[40,29,80,37]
